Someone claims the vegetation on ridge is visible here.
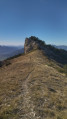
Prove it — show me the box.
[0,50,67,119]
[0,36,67,76]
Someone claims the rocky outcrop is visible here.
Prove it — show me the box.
[24,36,67,65]
[24,36,45,54]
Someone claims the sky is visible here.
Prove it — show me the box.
[0,0,67,46]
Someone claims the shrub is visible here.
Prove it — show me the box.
[0,61,3,67]
[6,61,11,66]
[57,116,62,119]
[64,64,67,75]
[29,36,46,45]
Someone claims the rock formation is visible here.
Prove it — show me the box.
[24,36,45,54]
[24,36,67,65]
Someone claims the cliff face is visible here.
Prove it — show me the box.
[24,37,39,54]
[24,36,45,54]
[24,36,67,65]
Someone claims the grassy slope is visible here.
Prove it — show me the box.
[0,50,67,119]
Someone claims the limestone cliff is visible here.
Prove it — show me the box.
[24,36,45,54]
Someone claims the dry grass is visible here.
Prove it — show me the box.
[0,50,67,119]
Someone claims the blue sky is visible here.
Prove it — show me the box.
[0,0,67,46]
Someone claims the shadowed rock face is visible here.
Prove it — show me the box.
[24,36,67,65]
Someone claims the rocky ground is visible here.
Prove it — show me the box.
[0,50,67,119]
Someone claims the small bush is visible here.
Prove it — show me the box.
[57,116,62,119]
[0,61,3,67]
[6,61,11,66]
[49,111,55,117]
[64,64,67,75]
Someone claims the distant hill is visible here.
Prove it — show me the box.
[53,45,67,51]
[0,46,24,61]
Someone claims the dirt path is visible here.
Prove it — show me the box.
[19,69,37,119]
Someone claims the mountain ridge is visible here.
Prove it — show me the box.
[24,36,67,65]
[0,36,67,119]
[53,45,67,51]
[0,46,24,61]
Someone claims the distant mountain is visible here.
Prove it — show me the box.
[53,45,67,51]
[0,46,24,61]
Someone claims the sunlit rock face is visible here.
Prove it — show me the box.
[24,36,45,54]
